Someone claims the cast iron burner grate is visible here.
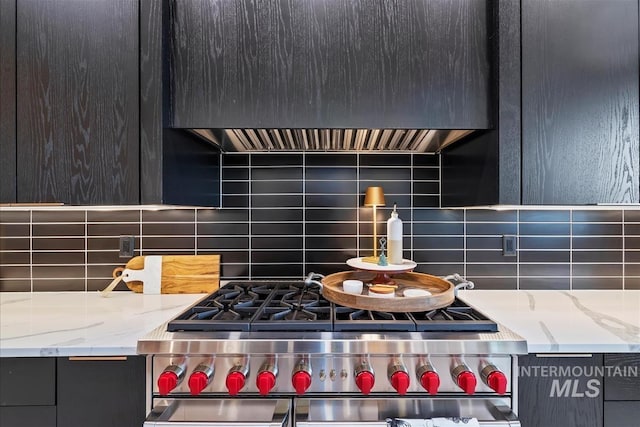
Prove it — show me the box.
[410,299,498,332]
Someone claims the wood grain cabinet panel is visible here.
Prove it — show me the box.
[16,0,140,205]
[170,0,491,129]
[0,0,17,203]
[604,353,640,401]
[521,0,639,204]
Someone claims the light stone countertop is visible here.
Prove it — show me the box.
[1,289,639,357]
[458,290,640,353]
[0,291,204,357]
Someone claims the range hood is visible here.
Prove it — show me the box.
[189,129,475,153]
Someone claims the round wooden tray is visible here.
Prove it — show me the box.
[319,270,455,312]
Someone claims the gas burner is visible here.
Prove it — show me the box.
[333,306,416,332]
[410,300,498,332]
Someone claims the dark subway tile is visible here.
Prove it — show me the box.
[465,277,517,290]
[466,222,517,235]
[624,263,640,276]
[374,195,412,210]
[307,263,350,276]
[519,236,570,250]
[33,279,85,292]
[519,223,570,236]
[215,251,249,264]
[465,237,502,250]
[251,251,303,264]
[572,223,622,236]
[305,167,357,181]
[142,209,195,222]
[251,153,302,166]
[87,210,140,222]
[222,167,249,180]
[0,224,29,237]
[413,209,464,222]
[198,236,250,250]
[412,168,440,181]
[87,251,129,264]
[413,222,464,236]
[0,266,30,279]
[87,265,121,278]
[142,237,195,250]
[32,266,84,279]
[87,279,129,292]
[252,180,302,194]
[251,264,303,278]
[465,210,517,222]
[519,264,570,276]
[413,236,464,250]
[0,280,31,292]
[198,222,249,236]
[33,237,84,251]
[198,209,248,222]
[306,250,357,264]
[32,251,85,265]
[466,250,517,263]
[0,251,30,264]
[359,168,411,181]
[520,278,570,290]
[222,154,249,166]
[519,210,570,222]
[305,194,357,208]
[305,180,358,195]
[252,194,303,208]
[33,223,84,237]
[573,278,622,290]
[252,236,304,250]
[624,223,640,235]
[573,236,622,250]
[466,264,517,277]
[0,211,30,222]
[625,278,640,289]
[252,208,302,222]
[413,182,440,195]
[141,249,196,256]
[412,250,464,263]
[305,208,356,222]
[222,195,249,208]
[143,223,195,236]
[305,222,356,236]
[415,263,464,276]
[359,153,411,167]
[413,154,439,166]
[572,251,622,263]
[306,236,355,250]
[88,237,129,251]
[572,210,622,222]
[572,264,622,277]
[366,181,412,195]
[625,251,640,262]
[252,222,303,235]
[412,195,440,208]
[519,251,570,263]
[32,210,85,222]
[623,210,640,222]
[87,223,139,237]
[305,153,357,167]
[220,264,250,279]
[223,181,249,195]
[251,168,303,181]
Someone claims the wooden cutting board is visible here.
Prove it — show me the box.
[114,255,220,294]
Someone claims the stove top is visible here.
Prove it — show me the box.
[167,281,498,333]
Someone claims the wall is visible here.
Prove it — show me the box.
[1,152,639,291]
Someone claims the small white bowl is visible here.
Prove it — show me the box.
[367,289,396,298]
[403,288,432,298]
[342,279,364,294]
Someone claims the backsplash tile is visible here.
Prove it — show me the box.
[1,152,638,291]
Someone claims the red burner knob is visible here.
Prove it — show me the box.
[487,371,508,395]
[420,371,440,395]
[188,371,209,396]
[391,371,410,395]
[456,371,477,395]
[226,371,246,396]
[256,371,276,396]
[355,371,375,395]
[292,371,312,395]
[157,371,178,396]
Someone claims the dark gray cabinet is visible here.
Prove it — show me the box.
[603,354,640,427]
[169,0,491,129]
[0,0,17,203]
[442,0,640,206]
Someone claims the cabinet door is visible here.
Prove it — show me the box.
[170,0,490,129]
[522,0,639,204]
[56,356,145,427]
[518,354,603,427]
[0,0,16,203]
[16,0,140,205]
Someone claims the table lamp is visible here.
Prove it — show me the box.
[362,186,385,263]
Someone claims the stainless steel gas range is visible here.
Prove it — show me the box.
[137,278,526,427]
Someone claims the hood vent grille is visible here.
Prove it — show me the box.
[191,129,474,153]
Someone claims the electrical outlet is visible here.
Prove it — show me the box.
[502,235,517,257]
[119,235,135,258]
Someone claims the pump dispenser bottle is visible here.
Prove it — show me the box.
[387,203,403,264]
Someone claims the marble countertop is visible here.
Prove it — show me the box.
[0,291,204,357]
[458,290,640,353]
[1,290,639,357]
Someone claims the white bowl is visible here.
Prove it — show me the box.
[342,279,364,295]
[403,288,432,298]
[367,289,396,298]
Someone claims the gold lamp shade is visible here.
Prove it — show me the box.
[364,186,385,207]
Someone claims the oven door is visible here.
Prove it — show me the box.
[144,398,290,427]
[294,398,520,427]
